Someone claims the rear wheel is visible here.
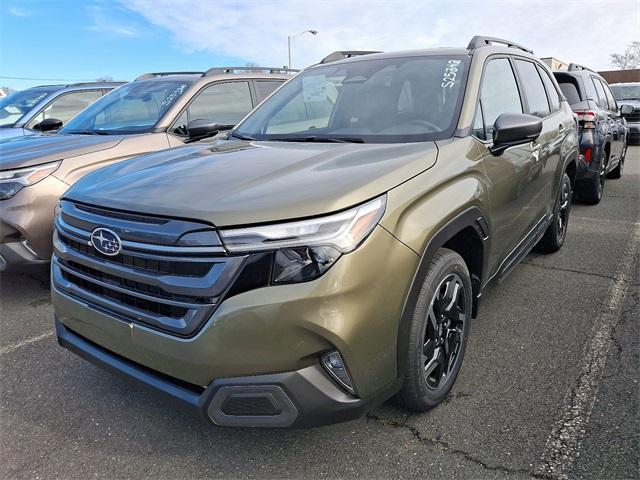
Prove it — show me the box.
[398,248,472,411]
[578,150,606,205]
[535,172,572,253]
[607,146,625,179]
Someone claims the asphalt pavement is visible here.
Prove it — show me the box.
[1,148,638,480]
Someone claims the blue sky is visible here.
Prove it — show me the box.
[1,0,638,91]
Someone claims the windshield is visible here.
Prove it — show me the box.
[610,84,640,100]
[0,87,58,127]
[234,55,469,143]
[61,80,191,135]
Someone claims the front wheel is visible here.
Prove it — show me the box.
[397,248,472,411]
[535,172,572,253]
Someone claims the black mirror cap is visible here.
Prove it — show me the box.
[620,104,634,116]
[32,117,63,132]
[490,113,543,156]
[186,119,234,142]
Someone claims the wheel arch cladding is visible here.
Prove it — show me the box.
[395,206,489,376]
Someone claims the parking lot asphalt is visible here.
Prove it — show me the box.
[1,148,638,480]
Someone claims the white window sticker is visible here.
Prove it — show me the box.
[442,60,462,89]
[302,75,328,102]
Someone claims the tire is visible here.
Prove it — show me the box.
[397,248,472,411]
[535,172,572,253]
[607,145,625,179]
[578,150,606,205]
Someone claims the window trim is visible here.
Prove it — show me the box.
[24,89,104,130]
[167,80,255,137]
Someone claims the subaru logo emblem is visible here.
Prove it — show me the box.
[90,228,122,256]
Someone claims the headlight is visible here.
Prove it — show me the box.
[0,161,61,200]
[219,196,386,284]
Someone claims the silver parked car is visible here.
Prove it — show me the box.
[0,82,124,140]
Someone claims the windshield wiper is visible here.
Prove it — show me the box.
[67,130,110,135]
[229,131,255,141]
[272,135,365,143]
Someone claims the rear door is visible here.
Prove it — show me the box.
[600,79,624,162]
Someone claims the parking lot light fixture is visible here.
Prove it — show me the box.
[288,29,318,69]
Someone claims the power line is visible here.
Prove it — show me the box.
[0,75,94,82]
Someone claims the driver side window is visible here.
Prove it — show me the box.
[171,81,252,135]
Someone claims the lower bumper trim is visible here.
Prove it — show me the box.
[55,317,400,428]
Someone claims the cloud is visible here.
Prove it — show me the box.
[9,6,32,17]
[122,0,638,70]
[86,5,139,37]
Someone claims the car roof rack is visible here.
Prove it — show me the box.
[134,72,205,81]
[67,81,125,87]
[467,36,533,54]
[567,63,596,73]
[204,66,299,76]
[319,50,381,64]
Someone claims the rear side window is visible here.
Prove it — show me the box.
[537,66,561,112]
[602,83,617,111]
[514,60,550,117]
[477,58,523,139]
[591,77,608,109]
[254,81,282,103]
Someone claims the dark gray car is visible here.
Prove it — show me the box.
[610,82,640,145]
[553,64,633,204]
[0,82,124,139]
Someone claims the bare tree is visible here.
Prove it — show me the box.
[610,41,640,69]
[95,75,114,82]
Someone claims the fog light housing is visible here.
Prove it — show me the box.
[321,351,355,394]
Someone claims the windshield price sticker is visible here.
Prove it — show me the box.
[303,75,328,102]
[442,60,462,89]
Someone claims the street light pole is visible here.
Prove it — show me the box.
[287,29,318,69]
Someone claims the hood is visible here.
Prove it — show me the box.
[65,139,438,227]
[0,127,27,140]
[0,134,123,170]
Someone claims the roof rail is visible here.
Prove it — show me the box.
[67,81,125,87]
[134,72,204,81]
[567,63,596,73]
[319,50,381,64]
[467,36,533,54]
[204,66,299,76]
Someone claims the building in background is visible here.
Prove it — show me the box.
[598,69,640,84]
[541,57,569,71]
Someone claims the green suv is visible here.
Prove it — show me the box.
[52,36,579,428]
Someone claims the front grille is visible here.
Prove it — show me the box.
[59,235,213,277]
[53,200,246,336]
[60,269,189,319]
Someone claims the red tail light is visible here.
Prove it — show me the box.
[575,111,597,129]
[583,147,593,164]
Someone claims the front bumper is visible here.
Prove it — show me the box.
[56,317,400,428]
[0,175,68,269]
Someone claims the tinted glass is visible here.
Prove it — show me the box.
[591,78,608,109]
[254,81,283,103]
[538,66,560,112]
[0,87,57,127]
[610,84,640,100]
[515,60,550,117]
[235,55,469,143]
[171,81,252,134]
[62,80,191,135]
[27,90,103,128]
[480,58,523,137]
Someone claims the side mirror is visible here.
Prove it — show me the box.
[32,117,63,132]
[490,113,543,156]
[620,104,634,117]
[185,119,234,143]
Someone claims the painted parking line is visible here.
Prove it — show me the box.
[537,221,640,479]
[0,331,55,356]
